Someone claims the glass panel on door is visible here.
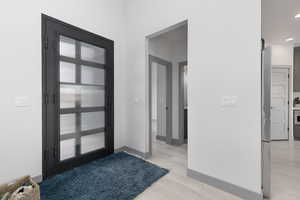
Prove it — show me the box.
[60,62,76,83]
[60,139,76,161]
[80,42,106,64]
[60,85,76,108]
[58,35,106,161]
[81,133,105,154]
[80,86,105,107]
[60,85,105,108]
[81,66,105,85]
[60,114,76,135]
[60,36,76,58]
[81,111,105,131]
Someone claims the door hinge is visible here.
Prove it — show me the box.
[44,94,49,105]
[44,36,48,50]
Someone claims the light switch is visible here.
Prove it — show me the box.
[15,96,30,107]
[133,98,140,104]
[221,96,238,107]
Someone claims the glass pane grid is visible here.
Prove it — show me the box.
[60,85,105,109]
[81,86,105,108]
[59,35,106,161]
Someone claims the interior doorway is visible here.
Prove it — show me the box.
[146,21,188,159]
[149,55,173,146]
[271,68,290,141]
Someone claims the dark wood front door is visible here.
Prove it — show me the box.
[42,14,114,179]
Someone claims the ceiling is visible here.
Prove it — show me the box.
[262,0,300,45]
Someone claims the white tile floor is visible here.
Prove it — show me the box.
[136,139,241,200]
[136,138,300,200]
[270,141,300,200]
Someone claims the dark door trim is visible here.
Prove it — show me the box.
[42,14,114,179]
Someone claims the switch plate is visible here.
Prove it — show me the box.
[15,96,30,107]
[221,96,238,107]
[133,98,140,104]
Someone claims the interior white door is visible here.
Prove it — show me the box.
[271,68,289,140]
[151,62,158,135]
[157,63,167,138]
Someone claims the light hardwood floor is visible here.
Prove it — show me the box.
[136,139,300,200]
[271,141,300,200]
[136,139,241,200]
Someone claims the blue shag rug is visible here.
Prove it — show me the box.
[40,152,169,200]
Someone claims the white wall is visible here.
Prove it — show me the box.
[0,0,126,183]
[0,0,262,195]
[149,35,187,139]
[124,0,261,194]
[271,45,293,66]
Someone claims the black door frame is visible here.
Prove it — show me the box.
[42,14,114,179]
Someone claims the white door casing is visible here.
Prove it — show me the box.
[271,68,289,140]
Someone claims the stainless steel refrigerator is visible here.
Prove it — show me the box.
[261,39,271,198]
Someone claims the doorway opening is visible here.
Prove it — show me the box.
[262,0,298,198]
[146,21,188,164]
